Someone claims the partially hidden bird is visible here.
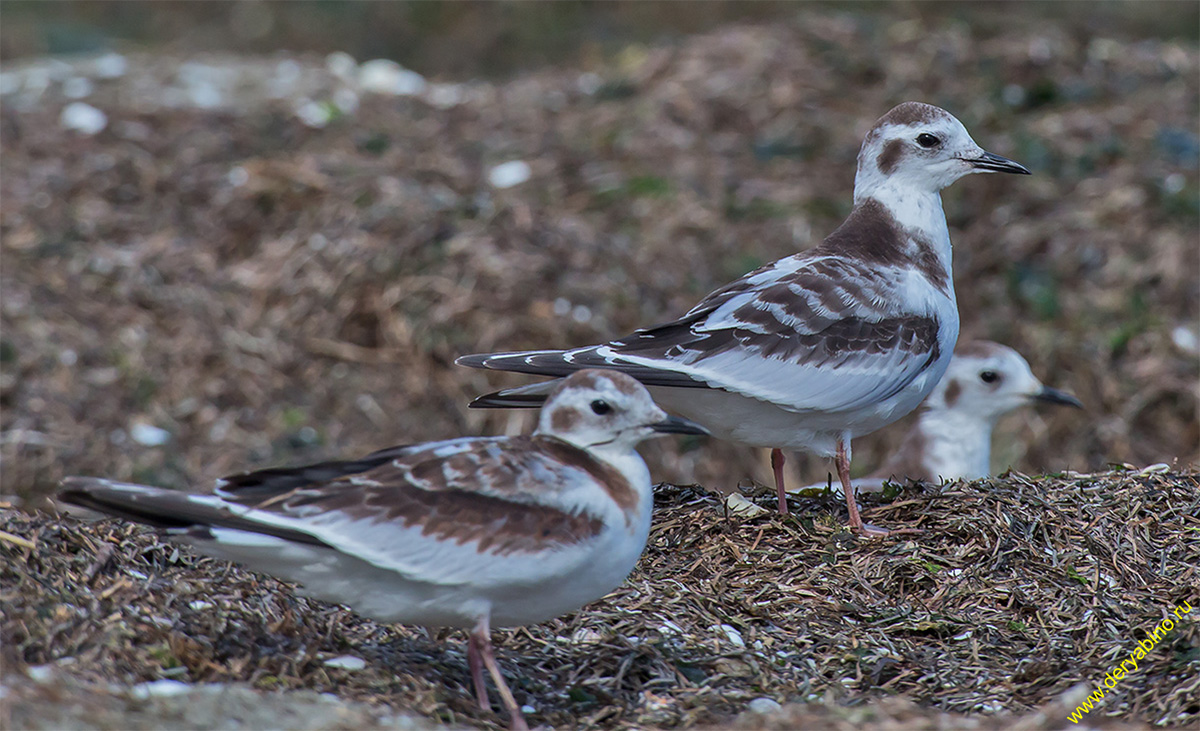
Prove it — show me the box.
[793,340,1083,494]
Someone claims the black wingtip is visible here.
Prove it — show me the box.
[56,478,195,531]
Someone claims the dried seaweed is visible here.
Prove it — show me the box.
[3,469,1198,728]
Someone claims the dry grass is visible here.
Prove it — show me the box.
[3,468,1198,728]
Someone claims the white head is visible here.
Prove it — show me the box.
[924,341,1082,424]
[536,370,708,451]
[854,102,1030,201]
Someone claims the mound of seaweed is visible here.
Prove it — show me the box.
[4,468,1197,728]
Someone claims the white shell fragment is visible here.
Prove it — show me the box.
[60,102,107,135]
[322,655,367,671]
[488,160,532,189]
[725,493,769,518]
[358,59,426,96]
[130,422,171,446]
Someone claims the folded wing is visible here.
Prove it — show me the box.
[60,437,614,589]
[461,255,944,414]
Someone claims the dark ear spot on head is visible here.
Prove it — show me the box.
[877,139,904,175]
[550,406,582,432]
[943,378,962,407]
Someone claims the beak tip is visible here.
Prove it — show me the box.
[650,415,710,436]
[972,151,1031,176]
[1034,386,1084,410]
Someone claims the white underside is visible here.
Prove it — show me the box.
[160,447,657,630]
[646,349,950,457]
[183,502,649,629]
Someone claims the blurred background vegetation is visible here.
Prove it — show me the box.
[4,1,1198,74]
[1,1,1197,502]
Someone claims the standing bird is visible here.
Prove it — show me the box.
[58,370,707,731]
[457,102,1030,536]
[792,341,1083,494]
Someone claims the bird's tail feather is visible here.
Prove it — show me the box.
[57,477,328,547]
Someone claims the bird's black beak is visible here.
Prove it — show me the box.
[1033,386,1084,409]
[649,415,710,436]
[969,150,1031,175]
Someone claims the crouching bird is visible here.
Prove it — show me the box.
[791,340,1083,494]
[59,369,707,731]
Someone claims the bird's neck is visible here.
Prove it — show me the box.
[859,181,953,272]
[914,407,994,481]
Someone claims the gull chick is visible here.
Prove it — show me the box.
[58,370,707,731]
[458,102,1030,536]
[795,340,1083,493]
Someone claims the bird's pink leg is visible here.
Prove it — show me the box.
[466,631,490,709]
[771,448,789,515]
[836,438,921,537]
[471,616,529,731]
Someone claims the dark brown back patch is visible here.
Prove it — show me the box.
[817,199,906,268]
[943,378,962,407]
[911,233,950,295]
[310,482,606,556]
[818,198,949,295]
[876,139,905,175]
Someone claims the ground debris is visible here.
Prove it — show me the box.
[4,470,1198,729]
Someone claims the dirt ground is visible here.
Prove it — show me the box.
[1,7,1198,731]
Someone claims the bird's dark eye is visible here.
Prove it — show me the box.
[916,133,941,148]
[980,370,1000,384]
[590,400,612,415]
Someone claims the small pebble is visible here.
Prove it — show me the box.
[325,51,357,80]
[91,52,128,79]
[426,83,464,109]
[131,422,171,446]
[1171,324,1198,354]
[333,87,359,114]
[60,102,107,135]
[130,679,191,699]
[358,59,426,96]
[488,160,531,189]
[62,77,94,99]
[748,697,783,715]
[295,98,332,128]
